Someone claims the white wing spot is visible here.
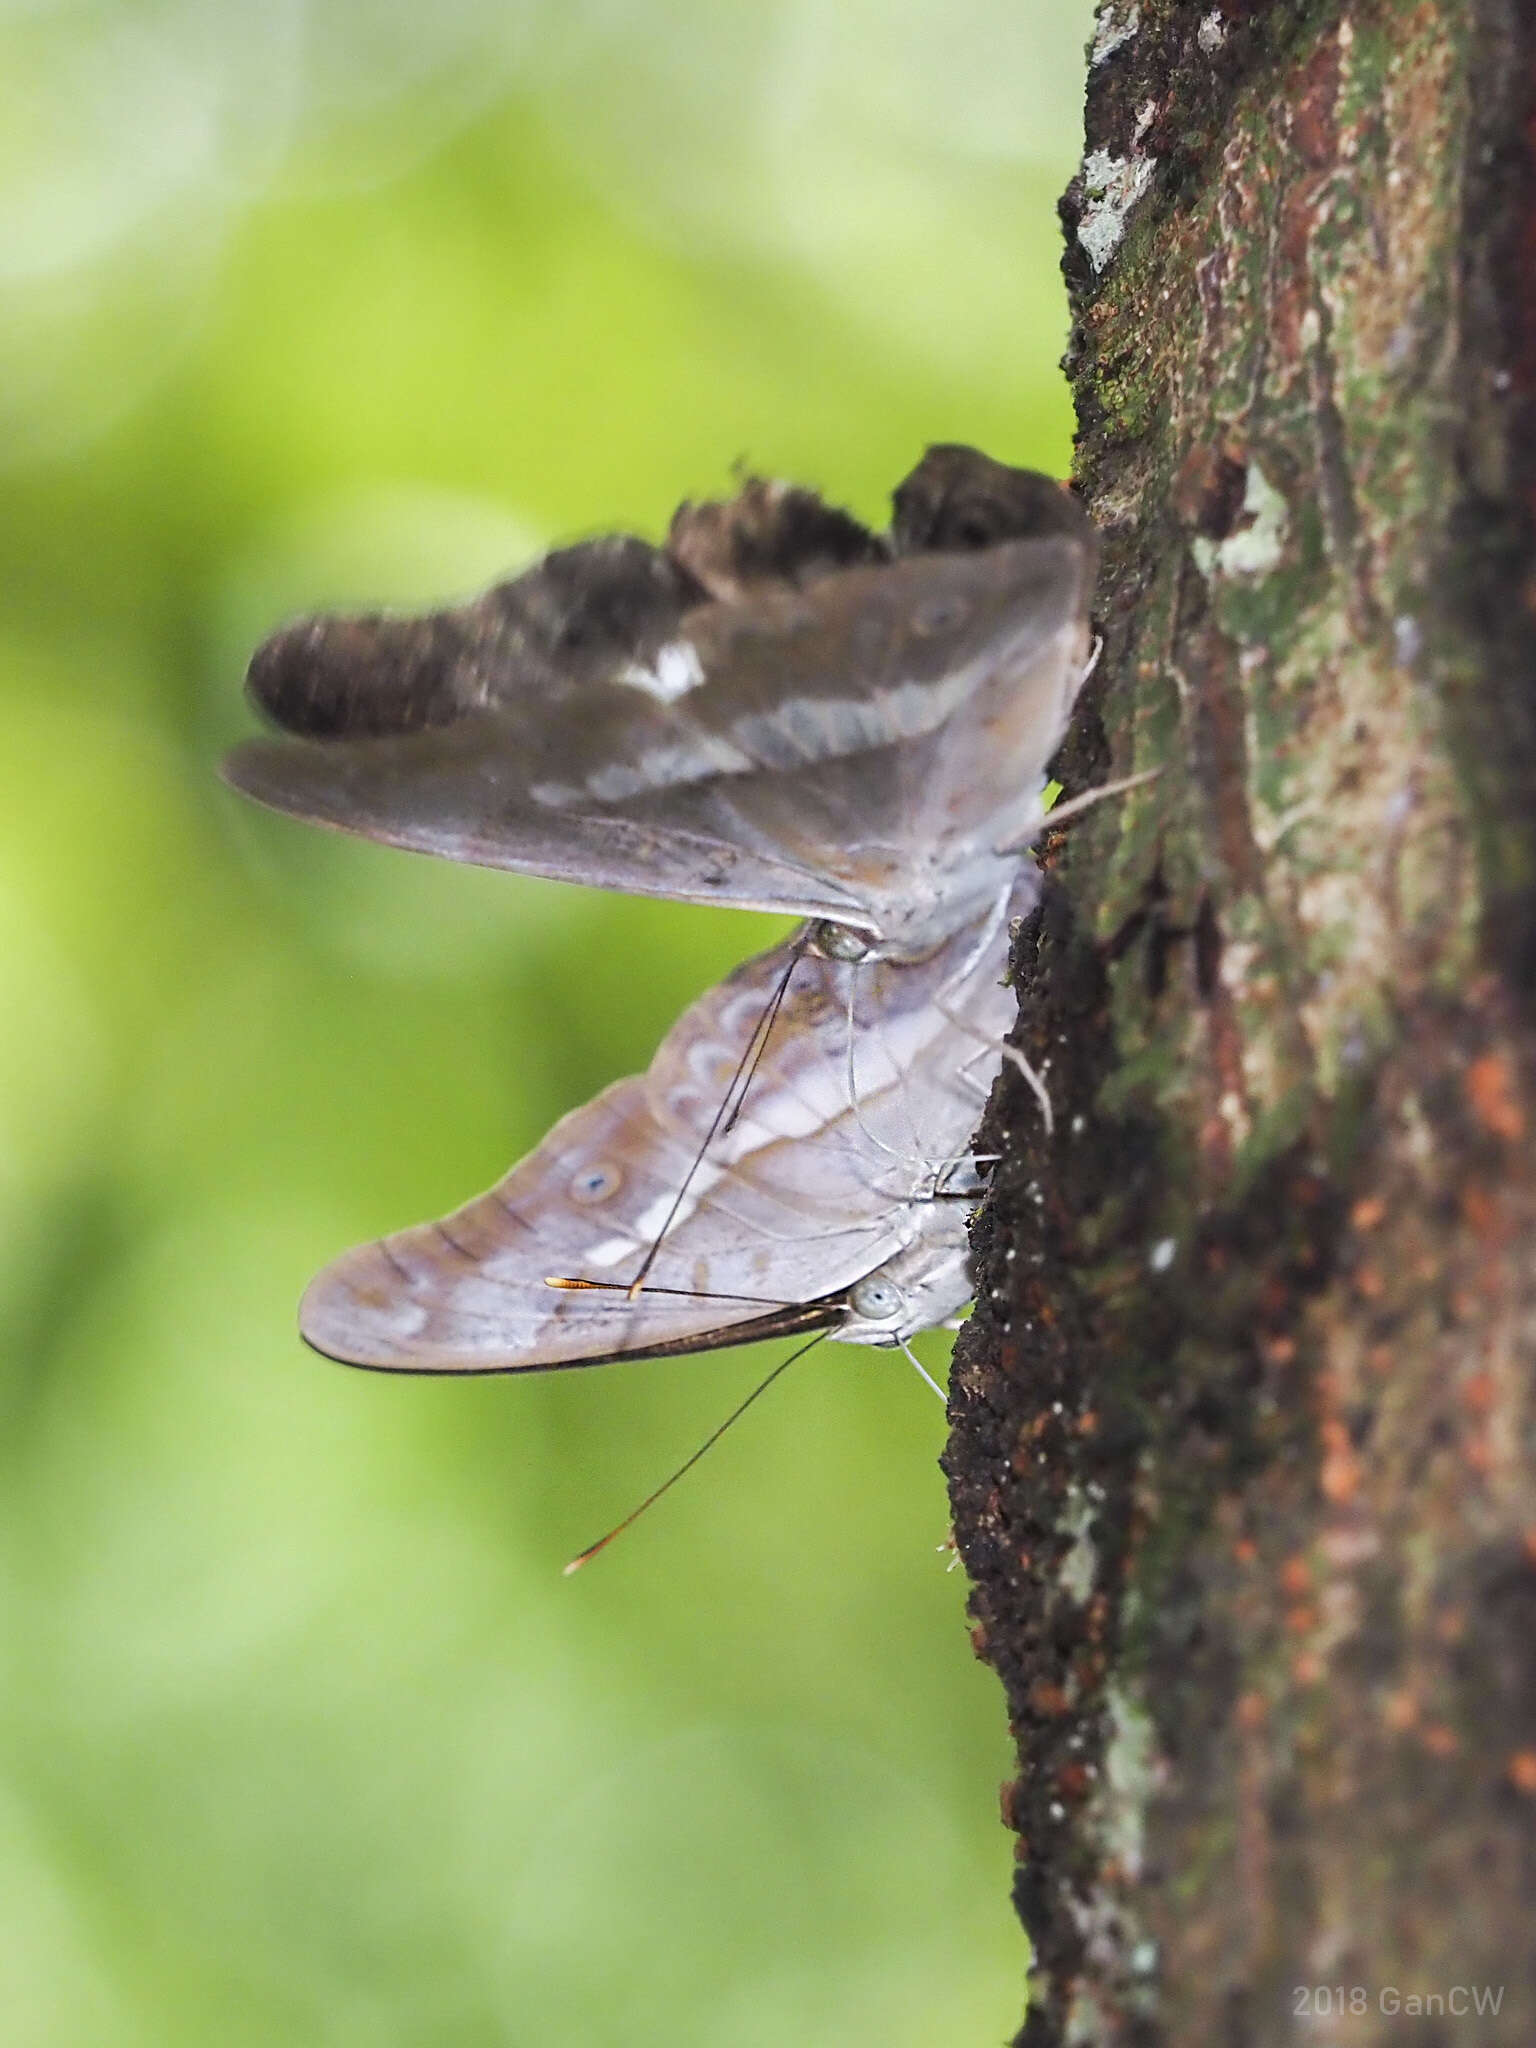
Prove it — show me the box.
[618,640,706,703]
[582,1236,641,1269]
[586,731,754,800]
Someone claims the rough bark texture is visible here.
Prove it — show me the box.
[945,3,1536,2042]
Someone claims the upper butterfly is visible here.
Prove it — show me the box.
[224,446,1096,955]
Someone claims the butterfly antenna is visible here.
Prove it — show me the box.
[545,1276,813,1309]
[622,933,808,1301]
[562,1331,826,1574]
[718,946,802,1138]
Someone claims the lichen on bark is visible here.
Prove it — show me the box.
[946,4,1536,2043]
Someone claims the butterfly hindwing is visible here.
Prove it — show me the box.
[298,882,1028,1373]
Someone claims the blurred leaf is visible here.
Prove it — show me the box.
[0,2,1090,2038]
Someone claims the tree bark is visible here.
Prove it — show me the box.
[945,4,1536,2042]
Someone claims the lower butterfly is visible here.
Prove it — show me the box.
[298,877,1031,1374]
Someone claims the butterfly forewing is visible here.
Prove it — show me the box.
[225,451,1097,951]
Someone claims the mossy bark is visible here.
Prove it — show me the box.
[945,4,1536,2042]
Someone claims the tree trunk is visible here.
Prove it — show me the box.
[945,4,1536,2042]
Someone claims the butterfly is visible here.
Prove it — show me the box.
[223,445,1097,957]
[296,877,1029,1375]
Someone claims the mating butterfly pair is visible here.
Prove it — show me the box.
[226,446,1097,1374]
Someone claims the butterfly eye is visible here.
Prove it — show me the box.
[569,1161,623,1205]
[849,1275,905,1322]
[809,920,876,962]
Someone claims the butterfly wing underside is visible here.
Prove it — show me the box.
[226,534,1091,942]
[299,899,1021,1373]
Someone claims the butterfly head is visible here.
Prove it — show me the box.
[833,1209,973,1348]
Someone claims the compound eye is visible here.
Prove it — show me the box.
[849,1274,904,1323]
[569,1160,623,1206]
[809,920,876,962]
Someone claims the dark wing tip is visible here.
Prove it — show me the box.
[245,610,477,741]
[243,534,707,742]
[890,445,1094,557]
[667,476,886,600]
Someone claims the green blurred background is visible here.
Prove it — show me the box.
[1,4,1092,2040]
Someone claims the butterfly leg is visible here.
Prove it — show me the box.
[935,999,1054,1137]
[955,1055,997,1105]
[899,1335,948,1402]
[998,764,1161,851]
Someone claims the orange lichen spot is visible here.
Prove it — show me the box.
[1321,1455,1360,1504]
[1284,1603,1319,1636]
[1199,1112,1232,1159]
[1056,1761,1093,1801]
[1354,1263,1386,1301]
[1367,1344,1394,1376]
[1279,1555,1312,1598]
[1421,1722,1459,1758]
[1461,1373,1496,1414]
[1261,1334,1297,1367]
[1461,1181,1497,1234]
[1465,1050,1525,1142]
[1350,1195,1387,1232]
[1029,1681,1072,1718]
[1292,1651,1325,1686]
[1320,1419,1362,1504]
[1507,1750,1536,1796]
[1078,1409,1099,1436]
[1234,1537,1258,1565]
[1236,1690,1268,1730]
[1465,1435,1494,1476]
[1383,1690,1418,1732]
[1522,1527,1536,1569]
[1259,1275,1291,1318]
[1434,1606,1467,1645]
